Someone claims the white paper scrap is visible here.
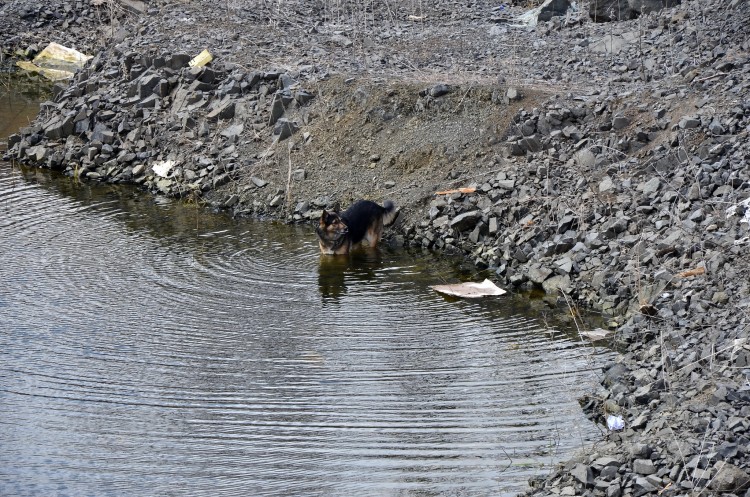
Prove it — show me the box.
[430,279,507,298]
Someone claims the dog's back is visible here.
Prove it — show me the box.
[317,200,398,254]
[341,200,398,246]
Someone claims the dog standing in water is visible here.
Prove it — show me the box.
[316,200,399,255]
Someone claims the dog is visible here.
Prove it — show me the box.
[316,200,399,255]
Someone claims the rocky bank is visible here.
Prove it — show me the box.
[3,0,750,495]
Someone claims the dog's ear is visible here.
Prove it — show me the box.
[320,209,328,225]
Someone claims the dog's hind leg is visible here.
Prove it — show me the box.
[364,222,384,248]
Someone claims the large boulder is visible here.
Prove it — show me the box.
[590,0,680,21]
[538,0,572,22]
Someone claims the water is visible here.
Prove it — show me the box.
[0,84,607,497]
[0,73,49,146]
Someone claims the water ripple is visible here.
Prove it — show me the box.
[0,163,608,497]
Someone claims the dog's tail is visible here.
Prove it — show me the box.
[381,200,399,226]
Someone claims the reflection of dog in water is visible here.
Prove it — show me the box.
[316,200,399,255]
[318,250,382,302]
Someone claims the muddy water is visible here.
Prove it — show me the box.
[0,74,48,147]
[0,84,607,497]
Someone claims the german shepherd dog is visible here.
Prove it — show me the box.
[316,200,399,254]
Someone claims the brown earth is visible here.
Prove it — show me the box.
[212,75,548,228]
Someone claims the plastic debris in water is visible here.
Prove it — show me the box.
[607,414,625,431]
[579,328,612,341]
[430,279,507,298]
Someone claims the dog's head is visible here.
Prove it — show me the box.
[316,209,349,244]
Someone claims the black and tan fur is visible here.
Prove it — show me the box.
[316,200,399,254]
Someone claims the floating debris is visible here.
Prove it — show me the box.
[431,279,507,298]
[579,328,612,341]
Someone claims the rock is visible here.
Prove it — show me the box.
[574,149,596,168]
[269,194,284,207]
[557,214,577,233]
[537,0,572,22]
[273,118,299,140]
[633,477,658,497]
[709,462,750,493]
[43,114,74,139]
[270,91,292,124]
[562,125,582,140]
[637,177,660,195]
[250,176,267,188]
[612,113,630,130]
[428,84,451,98]
[633,459,656,475]
[450,210,482,232]
[571,463,594,488]
[295,89,314,105]
[528,265,553,284]
[508,141,526,156]
[679,116,701,129]
[166,53,191,70]
[138,73,161,98]
[521,135,542,153]
[220,123,244,139]
[496,179,516,190]
[599,176,615,193]
[692,467,714,483]
[542,274,571,294]
[593,456,621,471]
[207,97,235,121]
[330,33,352,47]
[136,94,159,108]
[555,256,573,275]
[606,482,622,497]
[602,217,630,238]
[488,217,498,234]
[506,87,522,102]
[90,123,114,144]
[590,34,630,54]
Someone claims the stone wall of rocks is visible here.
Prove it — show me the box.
[409,90,750,323]
[6,48,315,202]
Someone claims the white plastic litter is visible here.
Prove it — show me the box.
[152,160,176,178]
[16,42,92,80]
[430,279,507,298]
[607,414,625,431]
[726,198,750,225]
[579,328,612,341]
